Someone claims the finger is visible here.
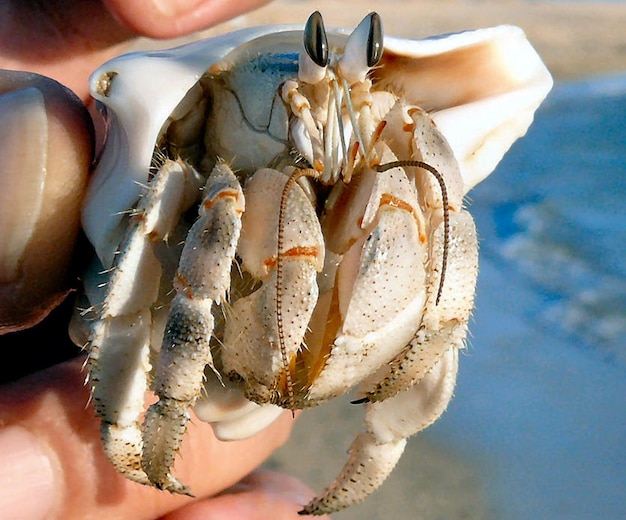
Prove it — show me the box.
[0,357,296,520]
[0,1,133,100]
[0,71,92,333]
[0,0,272,99]
[103,0,273,39]
[161,470,332,520]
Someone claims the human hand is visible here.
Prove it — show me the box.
[0,1,330,518]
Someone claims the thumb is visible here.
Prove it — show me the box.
[0,71,92,333]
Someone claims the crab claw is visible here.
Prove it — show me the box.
[221,167,324,406]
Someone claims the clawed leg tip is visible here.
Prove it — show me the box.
[298,503,328,516]
[170,485,194,497]
[168,485,193,497]
[350,396,370,404]
[151,478,192,497]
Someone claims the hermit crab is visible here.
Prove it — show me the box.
[71,12,552,515]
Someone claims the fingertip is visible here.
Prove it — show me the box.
[102,0,272,39]
[0,425,58,520]
[0,71,93,332]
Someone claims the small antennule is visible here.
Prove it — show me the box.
[375,160,450,306]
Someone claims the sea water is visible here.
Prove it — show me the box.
[429,73,626,519]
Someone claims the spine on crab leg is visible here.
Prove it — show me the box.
[88,159,199,485]
[142,162,244,493]
[301,346,459,516]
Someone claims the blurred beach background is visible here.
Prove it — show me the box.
[136,1,626,518]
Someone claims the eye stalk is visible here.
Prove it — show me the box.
[304,11,329,68]
[299,11,329,84]
[339,12,384,84]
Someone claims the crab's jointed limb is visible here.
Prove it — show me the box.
[298,97,478,514]
[301,346,459,515]
[142,162,244,492]
[88,159,203,485]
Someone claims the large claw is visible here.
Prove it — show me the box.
[302,110,478,513]
[306,146,428,401]
[358,209,478,402]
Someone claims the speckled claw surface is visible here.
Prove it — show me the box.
[71,11,552,515]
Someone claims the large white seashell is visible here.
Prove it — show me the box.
[84,22,551,266]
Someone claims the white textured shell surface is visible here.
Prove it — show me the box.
[85,22,551,263]
[76,13,552,516]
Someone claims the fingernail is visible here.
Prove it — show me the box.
[0,87,48,284]
[0,426,57,520]
[230,470,314,508]
[152,0,207,17]
[264,475,314,509]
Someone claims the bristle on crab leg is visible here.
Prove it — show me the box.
[88,159,201,485]
[142,162,244,493]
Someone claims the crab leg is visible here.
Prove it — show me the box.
[141,162,244,492]
[88,159,201,485]
[301,346,459,515]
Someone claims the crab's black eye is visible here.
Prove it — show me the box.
[304,11,329,68]
[366,12,383,67]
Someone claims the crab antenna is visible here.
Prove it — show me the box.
[375,160,450,306]
[341,77,367,169]
[275,168,317,414]
[331,79,349,179]
[324,79,338,179]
